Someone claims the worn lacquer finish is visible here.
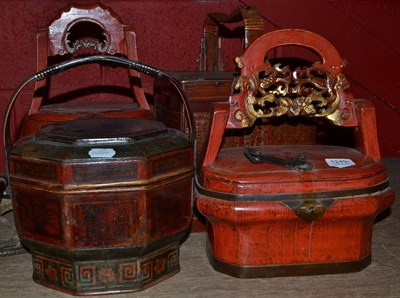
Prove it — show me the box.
[9,118,194,294]
[195,29,395,278]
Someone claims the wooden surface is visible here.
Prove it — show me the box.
[22,3,151,137]
[0,159,399,297]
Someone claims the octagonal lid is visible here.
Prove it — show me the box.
[36,118,168,145]
[10,117,194,187]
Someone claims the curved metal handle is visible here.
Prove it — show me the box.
[244,147,313,171]
[3,55,196,157]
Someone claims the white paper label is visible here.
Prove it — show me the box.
[89,148,116,158]
[325,158,355,168]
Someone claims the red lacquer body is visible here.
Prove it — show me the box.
[196,146,394,277]
[195,28,395,277]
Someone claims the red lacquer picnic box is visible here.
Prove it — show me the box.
[195,28,395,278]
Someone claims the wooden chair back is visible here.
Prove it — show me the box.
[29,3,149,114]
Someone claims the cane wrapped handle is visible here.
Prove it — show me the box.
[3,55,196,155]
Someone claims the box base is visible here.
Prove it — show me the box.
[207,249,371,278]
[31,244,180,295]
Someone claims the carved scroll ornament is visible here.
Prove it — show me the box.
[234,61,350,125]
[64,31,110,54]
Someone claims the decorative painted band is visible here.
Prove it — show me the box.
[11,170,194,193]
[32,243,180,295]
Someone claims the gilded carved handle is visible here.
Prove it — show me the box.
[229,29,353,129]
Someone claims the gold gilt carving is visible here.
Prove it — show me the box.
[234,63,349,125]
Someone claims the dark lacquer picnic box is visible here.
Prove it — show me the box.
[8,117,194,295]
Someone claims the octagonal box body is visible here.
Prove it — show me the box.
[8,118,194,295]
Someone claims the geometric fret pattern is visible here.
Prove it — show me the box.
[31,244,180,295]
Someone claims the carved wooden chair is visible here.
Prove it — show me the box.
[195,29,395,278]
[22,3,152,136]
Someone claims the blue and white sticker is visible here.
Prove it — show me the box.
[89,148,116,158]
[325,158,355,168]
